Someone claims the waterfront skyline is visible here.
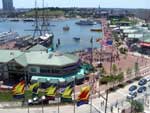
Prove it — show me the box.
[0,0,150,9]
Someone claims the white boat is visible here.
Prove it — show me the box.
[76,19,97,25]
[0,32,19,44]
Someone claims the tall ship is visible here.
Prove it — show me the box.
[75,19,97,25]
[0,31,19,45]
[32,0,54,48]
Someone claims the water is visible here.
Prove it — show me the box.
[0,18,102,52]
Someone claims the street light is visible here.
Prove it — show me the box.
[41,95,46,113]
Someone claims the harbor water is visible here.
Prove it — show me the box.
[0,18,102,52]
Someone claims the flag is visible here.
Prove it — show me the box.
[45,86,57,97]
[29,82,40,91]
[62,86,72,98]
[90,37,93,44]
[77,86,90,106]
[106,40,113,46]
[12,80,25,95]
[61,86,73,102]
[99,39,113,47]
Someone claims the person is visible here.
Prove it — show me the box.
[111,106,113,113]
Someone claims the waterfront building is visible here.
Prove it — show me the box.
[2,0,14,12]
[0,49,85,86]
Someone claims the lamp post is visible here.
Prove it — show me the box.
[41,95,46,113]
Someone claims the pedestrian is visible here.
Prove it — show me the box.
[101,101,103,107]
[115,101,118,108]
[118,107,120,113]
[111,106,113,113]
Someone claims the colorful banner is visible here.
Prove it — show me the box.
[12,80,25,99]
[77,86,90,106]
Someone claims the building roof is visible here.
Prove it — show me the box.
[0,50,23,63]
[27,44,47,52]
[21,51,79,67]
[0,50,79,67]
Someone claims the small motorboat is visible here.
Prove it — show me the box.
[73,37,80,41]
[63,25,70,31]
[90,28,102,32]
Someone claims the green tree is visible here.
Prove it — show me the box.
[117,72,124,84]
[134,62,139,77]
[112,64,118,75]
[130,100,144,113]
[126,68,132,80]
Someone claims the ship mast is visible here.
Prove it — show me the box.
[41,0,50,36]
[33,0,42,38]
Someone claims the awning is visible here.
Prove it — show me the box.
[140,42,150,47]
[31,76,65,83]
[38,78,48,83]
[75,74,85,80]
[31,68,86,84]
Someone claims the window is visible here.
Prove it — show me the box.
[30,68,37,73]
[40,68,50,73]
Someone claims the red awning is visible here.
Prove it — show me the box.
[140,42,150,47]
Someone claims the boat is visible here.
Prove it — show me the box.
[75,19,97,25]
[23,18,35,22]
[32,0,54,48]
[73,37,80,41]
[63,25,70,31]
[0,31,19,45]
[36,33,54,47]
[90,28,102,32]
[9,18,20,22]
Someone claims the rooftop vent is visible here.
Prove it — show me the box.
[53,52,63,56]
[10,52,14,56]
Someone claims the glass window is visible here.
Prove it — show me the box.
[40,68,50,73]
[30,68,37,73]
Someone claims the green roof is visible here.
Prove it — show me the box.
[0,50,23,63]
[28,44,47,51]
[22,51,79,67]
[0,50,79,67]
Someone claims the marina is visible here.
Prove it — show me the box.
[0,18,101,52]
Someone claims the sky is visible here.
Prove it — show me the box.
[0,0,150,9]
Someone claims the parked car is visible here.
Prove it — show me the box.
[129,85,137,92]
[138,79,147,86]
[144,76,150,82]
[137,86,146,93]
[127,91,137,99]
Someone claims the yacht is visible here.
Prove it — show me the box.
[75,19,97,25]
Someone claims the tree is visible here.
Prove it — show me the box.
[112,64,118,75]
[130,100,144,113]
[134,62,139,77]
[117,72,124,84]
[126,68,132,80]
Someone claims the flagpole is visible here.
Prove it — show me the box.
[90,37,93,113]
[57,80,60,113]
[24,70,30,113]
[104,89,108,113]
[73,77,76,113]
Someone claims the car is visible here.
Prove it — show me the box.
[137,86,146,93]
[144,77,150,82]
[129,91,137,97]
[138,79,147,86]
[127,91,137,99]
[129,85,137,92]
